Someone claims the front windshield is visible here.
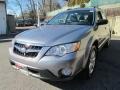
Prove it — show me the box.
[48,10,94,25]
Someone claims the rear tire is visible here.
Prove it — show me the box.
[84,45,97,79]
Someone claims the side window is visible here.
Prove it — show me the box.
[97,11,103,20]
[101,11,107,19]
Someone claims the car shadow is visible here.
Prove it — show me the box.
[42,38,120,90]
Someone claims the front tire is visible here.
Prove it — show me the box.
[84,45,97,79]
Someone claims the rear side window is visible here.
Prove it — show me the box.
[97,11,103,20]
[101,11,107,19]
[97,11,107,20]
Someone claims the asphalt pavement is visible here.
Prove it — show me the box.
[0,36,120,90]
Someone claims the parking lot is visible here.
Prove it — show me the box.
[0,36,120,90]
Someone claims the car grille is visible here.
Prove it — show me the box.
[13,42,42,58]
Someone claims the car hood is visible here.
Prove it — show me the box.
[15,25,92,46]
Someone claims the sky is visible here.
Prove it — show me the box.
[7,0,28,16]
[7,0,120,16]
[7,0,65,16]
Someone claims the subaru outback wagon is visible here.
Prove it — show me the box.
[9,8,111,81]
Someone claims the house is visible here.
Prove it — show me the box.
[0,0,6,35]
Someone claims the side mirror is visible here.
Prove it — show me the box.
[97,19,108,25]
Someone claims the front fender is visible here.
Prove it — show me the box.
[82,36,97,68]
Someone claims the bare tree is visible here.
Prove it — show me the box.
[43,0,61,12]
[27,0,37,22]
[66,0,90,7]
[15,0,25,25]
[38,0,46,16]
[37,0,61,20]
[27,0,61,19]
[49,0,52,11]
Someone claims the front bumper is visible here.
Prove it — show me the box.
[10,60,74,81]
[9,47,85,80]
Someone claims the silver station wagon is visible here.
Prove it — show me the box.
[9,7,111,81]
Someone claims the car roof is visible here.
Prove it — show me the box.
[64,7,101,13]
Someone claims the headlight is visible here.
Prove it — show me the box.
[46,42,80,56]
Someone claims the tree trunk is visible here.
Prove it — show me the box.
[16,0,25,26]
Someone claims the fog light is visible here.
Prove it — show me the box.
[61,68,72,76]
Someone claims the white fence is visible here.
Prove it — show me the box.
[114,16,120,36]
